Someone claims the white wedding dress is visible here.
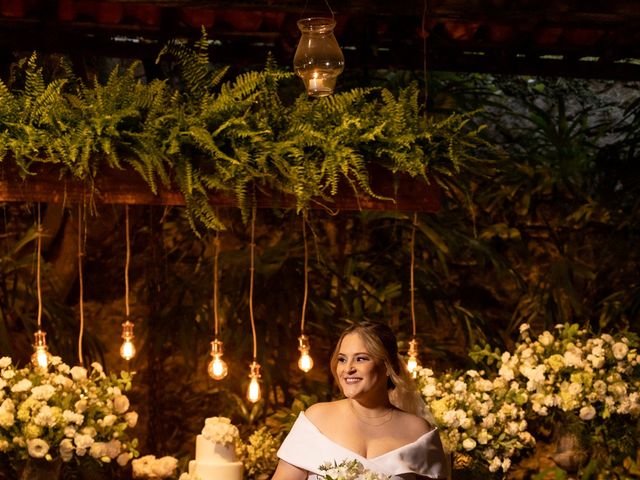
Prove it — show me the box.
[277,412,450,479]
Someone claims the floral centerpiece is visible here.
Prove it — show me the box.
[416,323,640,477]
[201,416,239,447]
[0,356,139,477]
[319,459,391,480]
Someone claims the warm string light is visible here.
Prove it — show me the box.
[246,206,261,403]
[208,231,228,380]
[120,206,136,361]
[77,204,85,366]
[31,204,52,370]
[407,212,421,378]
[297,217,314,373]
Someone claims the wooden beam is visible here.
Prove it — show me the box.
[0,164,441,212]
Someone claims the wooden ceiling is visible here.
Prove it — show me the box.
[1,0,639,80]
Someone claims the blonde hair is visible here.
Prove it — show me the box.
[330,321,434,425]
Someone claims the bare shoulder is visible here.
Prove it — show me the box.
[394,410,434,438]
[304,400,344,423]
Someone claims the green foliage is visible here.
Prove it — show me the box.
[0,39,485,232]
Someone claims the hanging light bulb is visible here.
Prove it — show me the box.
[31,330,52,369]
[207,339,228,380]
[293,17,345,97]
[297,334,314,373]
[406,338,420,378]
[120,206,137,362]
[247,361,261,403]
[32,205,52,370]
[120,320,136,360]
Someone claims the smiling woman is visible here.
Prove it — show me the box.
[271,322,450,480]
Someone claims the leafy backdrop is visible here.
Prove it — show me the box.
[0,38,639,479]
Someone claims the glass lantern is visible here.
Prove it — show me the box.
[293,17,345,97]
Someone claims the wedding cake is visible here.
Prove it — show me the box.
[187,417,243,480]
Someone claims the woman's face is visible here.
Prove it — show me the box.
[336,332,388,400]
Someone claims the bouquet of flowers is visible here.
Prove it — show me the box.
[0,356,138,473]
[319,459,391,480]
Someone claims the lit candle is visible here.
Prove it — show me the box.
[307,72,332,96]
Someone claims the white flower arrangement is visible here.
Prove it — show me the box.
[418,367,532,473]
[416,323,640,475]
[132,454,178,479]
[319,459,391,480]
[0,356,138,471]
[201,416,239,447]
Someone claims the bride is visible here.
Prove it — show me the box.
[272,321,450,480]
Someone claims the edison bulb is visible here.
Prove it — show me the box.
[298,351,314,372]
[407,356,419,378]
[208,355,228,380]
[247,376,261,403]
[120,340,136,361]
[32,346,50,369]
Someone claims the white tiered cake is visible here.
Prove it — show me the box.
[188,417,243,480]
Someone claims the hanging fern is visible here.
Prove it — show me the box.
[0,35,488,232]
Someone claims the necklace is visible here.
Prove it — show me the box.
[349,400,394,427]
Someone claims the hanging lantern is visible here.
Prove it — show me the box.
[406,338,420,378]
[207,339,229,380]
[120,320,136,360]
[31,330,52,369]
[297,334,314,373]
[246,361,262,403]
[293,17,344,97]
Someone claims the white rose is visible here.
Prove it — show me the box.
[0,410,14,428]
[10,379,33,393]
[74,433,95,452]
[74,399,88,413]
[63,410,84,425]
[538,331,554,346]
[99,414,117,427]
[453,380,467,393]
[152,456,178,477]
[125,411,138,428]
[52,375,74,389]
[132,455,156,478]
[91,362,104,374]
[462,438,476,451]
[612,342,629,360]
[90,442,109,459]
[60,438,75,462]
[477,430,491,445]
[498,365,515,381]
[117,452,132,466]
[26,438,49,458]
[0,357,11,369]
[113,395,130,414]
[105,439,122,459]
[70,366,87,381]
[489,457,501,473]
[34,405,57,427]
[579,405,596,420]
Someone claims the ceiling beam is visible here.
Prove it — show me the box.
[0,164,442,212]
